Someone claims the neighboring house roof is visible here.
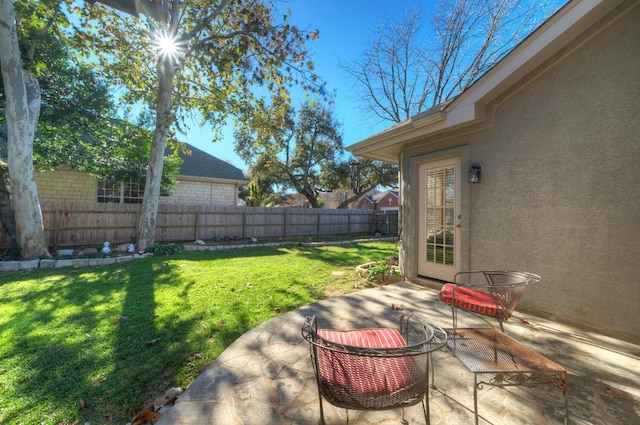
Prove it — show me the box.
[371,190,398,203]
[348,0,622,162]
[359,189,398,204]
[1,123,247,183]
[173,143,248,183]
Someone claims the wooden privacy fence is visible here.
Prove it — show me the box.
[0,201,398,252]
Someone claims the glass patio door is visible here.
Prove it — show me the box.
[418,158,461,281]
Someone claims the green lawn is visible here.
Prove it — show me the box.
[0,241,396,425]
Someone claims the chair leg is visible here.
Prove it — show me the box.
[426,360,432,425]
[451,306,457,329]
[423,395,430,425]
[318,395,326,425]
[400,407,408,425]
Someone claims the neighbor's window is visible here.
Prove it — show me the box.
[97,180,144,203]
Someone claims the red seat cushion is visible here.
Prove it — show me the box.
[315,328,425,409]
[318,328,407,349]
[439,283,505,318]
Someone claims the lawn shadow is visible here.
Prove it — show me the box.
[0,258,200,424]
[0,241,398,424]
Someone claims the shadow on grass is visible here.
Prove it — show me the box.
[0,258,199,424]
[0,241,396,424]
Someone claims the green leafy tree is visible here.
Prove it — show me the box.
[0,0,75,258]
[242,180,277,207]
[235,100,342,208]
[239,169,284,207]
[323,158,398,209]
[0,0,181,250]
[76,0,322,250]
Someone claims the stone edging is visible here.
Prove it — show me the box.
[182,237,397,252]
[0,237,397,273]
[0,253,151,272]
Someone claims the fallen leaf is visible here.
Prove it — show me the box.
[78,398,85,409]
[391,303,405,310]
[274,307,282,313]
[113,315,129,324]
[633,351,640,357]
[139,410,161,423]
[605,388,632,399]
[146,338,160,346]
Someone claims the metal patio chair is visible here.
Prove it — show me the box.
[301,313,447,425]
[438,270,542,332]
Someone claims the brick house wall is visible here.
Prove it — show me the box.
[355,197,374,210]
[377,192,399,211]
[164,177,239,206]
[33,168,240,206]
[34,168,96,201]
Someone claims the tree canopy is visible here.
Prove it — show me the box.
[0,0,182,248]
[235,100,342,208]
[74,0,324,249]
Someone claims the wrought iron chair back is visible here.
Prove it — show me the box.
[439,271,542,332]
[302,313,446,425]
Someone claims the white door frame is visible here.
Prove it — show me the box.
[417,157,462,281]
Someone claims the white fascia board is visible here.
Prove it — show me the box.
[347,110,446,162]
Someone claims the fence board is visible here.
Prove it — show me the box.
[0,201,398,252]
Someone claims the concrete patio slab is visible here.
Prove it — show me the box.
[157,282,640,425]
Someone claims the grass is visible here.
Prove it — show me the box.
[0,241,396,425]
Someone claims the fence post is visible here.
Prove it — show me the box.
[372,211,375,235]
[348,211,352,236]
[316,210,320,237]
[386,211,390,235]
[54,202,60,252]
[283,210,287,239]
[242,210,246,239]
[194,211,199,241]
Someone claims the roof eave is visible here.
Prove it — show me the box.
[347,109,446,163]
[346,0,624,163]
[176,175,249,185]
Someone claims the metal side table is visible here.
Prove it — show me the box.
[444,328,568,425]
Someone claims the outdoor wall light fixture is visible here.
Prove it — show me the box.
[468,163,482,183]
[350,160,360,193]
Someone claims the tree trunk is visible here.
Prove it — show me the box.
[0,0,50,259]
[136,56,175,251]
[0,166,17,244]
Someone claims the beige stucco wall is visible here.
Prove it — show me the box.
[402,3,640,339]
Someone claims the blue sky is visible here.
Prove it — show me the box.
[185,0,433,173]
[185,0,564,173]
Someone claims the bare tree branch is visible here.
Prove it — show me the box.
[343,0,565,124]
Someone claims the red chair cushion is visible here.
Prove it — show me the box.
[315,328,425,409]
[439,283,504,317]
[318,328,406,348]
